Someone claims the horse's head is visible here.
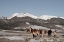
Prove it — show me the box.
[29,27,32,32]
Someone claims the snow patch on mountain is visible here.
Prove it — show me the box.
[8,13,39,19]
[26,22,30,25]
[60,17,64,19]
[29,25,49,30]
[55,25,64,29]
[40,15,58,20]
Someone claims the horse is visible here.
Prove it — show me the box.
[28,27,47,38]
[41,30,47,37]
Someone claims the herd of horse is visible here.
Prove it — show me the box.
[27,27,57,38]
[27,27,47,38]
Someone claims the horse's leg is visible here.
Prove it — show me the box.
[30,33,33,38]
[32,32,36,38]
[37,31,40,38]
[42,30,44,37]
[30,32,34,38]
[42,31,46,37]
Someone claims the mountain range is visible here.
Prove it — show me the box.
[0,13,64,32]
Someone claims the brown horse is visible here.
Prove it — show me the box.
[42,30,47,37]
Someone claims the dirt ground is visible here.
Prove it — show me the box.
[0,38,25,42]
[0,30,64,42]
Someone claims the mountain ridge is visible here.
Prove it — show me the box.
[7,13,64,20]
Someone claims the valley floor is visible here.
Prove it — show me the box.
[0,30,64,42]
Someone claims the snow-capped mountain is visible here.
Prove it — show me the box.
[7,13,64,20]
[40,15,58,20]
[8,13,39,19]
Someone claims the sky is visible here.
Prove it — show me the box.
[0,0,64,17]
